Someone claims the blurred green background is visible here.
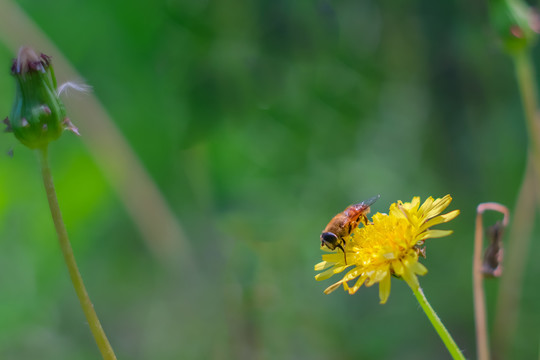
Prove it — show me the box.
[0,0,538,359]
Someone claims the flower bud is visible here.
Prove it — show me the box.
[490,0,540,54]
[5,47,78,149]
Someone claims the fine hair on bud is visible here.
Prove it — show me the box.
[57,81,92,96]
[6,46,80,149]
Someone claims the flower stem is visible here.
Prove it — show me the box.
[513,50,540,173]
[491,48,540,359]
[474,203,510,360]
[473,208,490,360]
[493,156,536,359]
[38,146,117,360]
[409,284,465,360]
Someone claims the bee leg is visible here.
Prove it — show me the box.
[361,216,374,226]
[337,243,347,265]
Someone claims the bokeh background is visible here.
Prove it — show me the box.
[0,0,538,359]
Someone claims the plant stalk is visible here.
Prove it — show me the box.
[491,49,540,358]
[409,284,465,360]
[474,208,490,360]
[514,51,540,179]
[474,202,510,360]
[38,146,117,360]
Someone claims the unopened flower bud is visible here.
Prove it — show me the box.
[490,0,540,54]
[6,47,78,149]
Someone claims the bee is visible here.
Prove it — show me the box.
[320,195,380,263]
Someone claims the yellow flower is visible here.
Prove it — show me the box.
[315,195,459,304]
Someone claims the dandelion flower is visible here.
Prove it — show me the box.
[315,195,459,304]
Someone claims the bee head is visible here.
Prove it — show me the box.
[320,232,339,250]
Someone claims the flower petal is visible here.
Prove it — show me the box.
[401,267,419,289]
[345,275,367,294]
[418,196,435,215]
[341,267,362,282]
[417,229,453,240]
[419,210,460,232]
[315,268,336,281]
[392,260,405,276]
[390,203,406,219]
[324,281,345,294]
[411,261,428,276]
[314,261,333,271]
[408,197,421,211]
[315,265,348,281]
[379,273,391,304]
[423,195,452,219]
[321,252,345,263]
[365,266,390,286]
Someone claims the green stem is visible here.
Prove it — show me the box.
[38,146,117,360]
[491,49,540,359]
[493,157,536,358]
[513,50,540,177]
[409,284,465,360]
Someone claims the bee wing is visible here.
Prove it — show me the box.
[361,194,380,207]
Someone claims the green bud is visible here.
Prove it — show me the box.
[5,47,78,149]
[489,0,540,54]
